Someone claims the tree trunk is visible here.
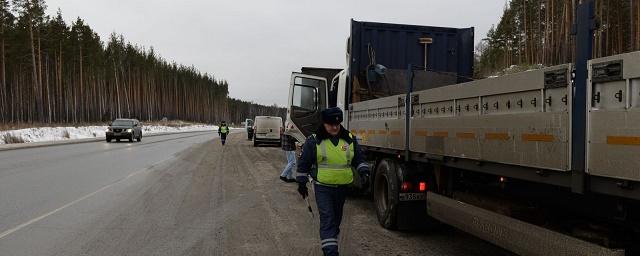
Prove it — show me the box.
[28,18,39,123]
[79,45,83,122]
[1,32,5,123]
[114,61,121,118]
[38,30,44,122]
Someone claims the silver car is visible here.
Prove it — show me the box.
[106,119,143,142]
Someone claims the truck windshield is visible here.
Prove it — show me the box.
[112,120,133,126]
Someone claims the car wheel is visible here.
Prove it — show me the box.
[106,137,112,143]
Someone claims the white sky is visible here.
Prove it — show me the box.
[44,0,506,106]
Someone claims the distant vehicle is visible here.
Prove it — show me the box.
[245,118,254,140]
[253,116,282,147]
[106,118,142,143]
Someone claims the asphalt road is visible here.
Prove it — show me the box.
[0,132,511,256]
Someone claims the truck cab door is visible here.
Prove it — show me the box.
[285,73,327,142]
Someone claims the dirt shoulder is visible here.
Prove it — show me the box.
[52,133,510,256]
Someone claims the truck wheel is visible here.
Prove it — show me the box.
[374,159,399,230]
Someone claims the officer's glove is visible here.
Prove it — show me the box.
[297,182,309,199]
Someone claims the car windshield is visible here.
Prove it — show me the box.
[112,120,133,126]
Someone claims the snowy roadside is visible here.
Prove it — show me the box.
[0,125,220,145]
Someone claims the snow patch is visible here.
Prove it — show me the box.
[0,125,218,145]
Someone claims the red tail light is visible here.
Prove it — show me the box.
[419,181,427,192]
[401,182,412,192]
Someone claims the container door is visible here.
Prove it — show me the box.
[287,74,327,139]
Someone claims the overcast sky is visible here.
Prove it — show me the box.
[44,0,506,107]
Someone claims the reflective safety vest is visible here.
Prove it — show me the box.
[220,126,229,134]
[315,133,354,185]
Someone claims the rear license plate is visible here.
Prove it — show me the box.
[399,193,426,201]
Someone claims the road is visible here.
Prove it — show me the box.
[0,131,511,256]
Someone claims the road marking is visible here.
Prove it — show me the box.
[0,155,178,240]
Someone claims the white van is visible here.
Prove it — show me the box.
[253,116,282,147]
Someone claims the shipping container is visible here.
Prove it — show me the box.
[348,19,474,102]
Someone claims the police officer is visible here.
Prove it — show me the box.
[296,107,370,256]
[218,121,230,145]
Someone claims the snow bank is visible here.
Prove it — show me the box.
[0,125,218,145]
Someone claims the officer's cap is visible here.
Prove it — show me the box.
[321,107,343,124]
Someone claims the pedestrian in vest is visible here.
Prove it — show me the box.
[218,121,230,145]
[296,107,370,256]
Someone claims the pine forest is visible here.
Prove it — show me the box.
[0,0,284,126]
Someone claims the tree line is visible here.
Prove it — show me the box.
[0,0,284,126]
[476,0,640,77]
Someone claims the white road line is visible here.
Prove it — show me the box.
[0,155,178,240]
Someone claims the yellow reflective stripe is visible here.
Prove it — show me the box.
[607,136,640,145]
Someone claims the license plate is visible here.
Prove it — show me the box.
[399,193,426,201]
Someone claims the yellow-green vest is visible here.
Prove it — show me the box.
[220,126,229,133]
[315,133,354,185]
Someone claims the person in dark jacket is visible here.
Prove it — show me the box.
[296,107,370,256]
[218,121,230,145]
[280,134,297,182]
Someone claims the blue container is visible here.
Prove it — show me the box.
[349,20,474,84]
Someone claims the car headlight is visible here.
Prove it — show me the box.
[126,129,133,133]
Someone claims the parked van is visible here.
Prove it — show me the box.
[253,116,282,147]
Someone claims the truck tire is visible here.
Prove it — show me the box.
[374,159,399,230]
